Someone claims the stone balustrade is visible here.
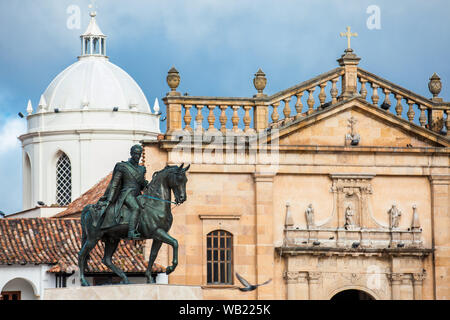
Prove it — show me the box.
[266,68,344,126]
[162,56,449,138]
[357,68,450,134]
[163,67,344,136]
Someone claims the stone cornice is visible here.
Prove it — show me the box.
[253,172,276,182]
[145,138,450,154]
[19,129,159,141]
[275,246,433,257]
[428,174,450,184]
[198,214,241,220]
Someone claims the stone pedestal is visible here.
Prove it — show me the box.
[43,284,203,300]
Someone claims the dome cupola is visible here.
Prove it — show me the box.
[19,10,160,213]
[38,11,152,113]
[80,11,106,57]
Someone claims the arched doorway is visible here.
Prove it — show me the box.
[330,289,375,301]
[1,278,38,300]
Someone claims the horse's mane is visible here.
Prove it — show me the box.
[146,165,179,196]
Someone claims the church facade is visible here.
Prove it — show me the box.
[142,47,449,300]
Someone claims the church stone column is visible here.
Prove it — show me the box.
[284,271,298,300]
[388,273,402,300]
[412,273,426,300]
[296,272,309,300]
[308,272,322,300]
[254,172,276,300]
[400,273,414,300]
[429,174,450,300]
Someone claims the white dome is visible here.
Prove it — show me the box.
[42,56,151,112]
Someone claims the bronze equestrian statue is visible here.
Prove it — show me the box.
[78,144,189,286]
[98,144,148,239]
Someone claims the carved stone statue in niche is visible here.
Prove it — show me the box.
[305,204,315,229]
[330,174,375,230]
[388,204,402,229]
[345,116,360,146]
[411,204,421,231]
[344,203,356,230]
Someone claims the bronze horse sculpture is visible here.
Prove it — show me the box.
[78,163,189,286]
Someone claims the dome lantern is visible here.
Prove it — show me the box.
[40,9,151,113]
[80,11,106,57]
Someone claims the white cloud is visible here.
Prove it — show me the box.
[0,117,24,214]
[0,117,26,154]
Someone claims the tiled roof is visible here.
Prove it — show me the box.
[55,173,112,218]
[0,218,165,274]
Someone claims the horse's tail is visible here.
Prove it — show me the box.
[79,205,92,259]
[80,206,88,244]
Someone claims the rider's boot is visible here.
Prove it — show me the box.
[127,210,141,240]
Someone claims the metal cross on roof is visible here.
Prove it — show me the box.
[340,26,358,49]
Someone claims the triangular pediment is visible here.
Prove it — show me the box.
[273,97,450,148]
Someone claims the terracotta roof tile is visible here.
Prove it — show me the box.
[0,218,165,274]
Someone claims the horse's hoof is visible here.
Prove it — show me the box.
[166,266,175,275]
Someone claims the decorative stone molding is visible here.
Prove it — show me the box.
[388,273,403,299]
[308,272,322,282]
[412,272,426,283]
[401,273,412,285]
[387,273,403,283]
[297,272,309,284]
[283,271,299,282]
[198,214,241,220]
[329,174,375,230]
[412,272,425,300]
[342,272,361,284]
[253,172,276,183]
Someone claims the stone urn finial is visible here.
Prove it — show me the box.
[428,73,442,98]
[253,68,267,96]
[167,67,180,95]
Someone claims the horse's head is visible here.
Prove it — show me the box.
[167,163,190,204]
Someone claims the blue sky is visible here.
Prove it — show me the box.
[0,0,449,214]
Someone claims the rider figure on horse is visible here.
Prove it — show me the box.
[99,144,149,240]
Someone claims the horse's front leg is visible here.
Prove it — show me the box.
[154,229,178,275]
[146,239,162,283]
[78,239,97,286]
[103,237,130,284]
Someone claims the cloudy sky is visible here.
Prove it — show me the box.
[0,0,449,214]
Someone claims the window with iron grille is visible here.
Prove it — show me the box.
[56,153,72,206]
[55,273,67,288]
[206,230,233,285]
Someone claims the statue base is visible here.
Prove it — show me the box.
[43,283,203,300]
